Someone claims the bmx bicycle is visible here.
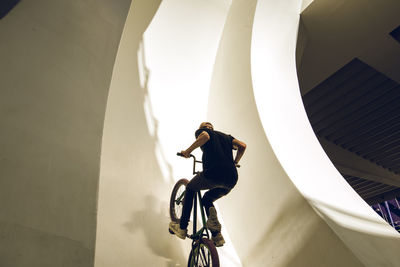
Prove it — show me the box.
[169,152,220,267]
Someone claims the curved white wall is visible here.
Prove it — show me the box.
[0,0,130,266]
[251,0,400,266]
[206,0,363,266]
[96,0,400,266]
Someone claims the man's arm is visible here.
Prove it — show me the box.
[181,131,210,157]
[232,138,246,165]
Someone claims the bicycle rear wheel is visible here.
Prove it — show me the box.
[187,238,219,267]
[170,178,189,222]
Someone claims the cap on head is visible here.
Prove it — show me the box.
[199,122,213,130]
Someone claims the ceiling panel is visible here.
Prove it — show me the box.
[303,58,400,173]
[302,58,400,203]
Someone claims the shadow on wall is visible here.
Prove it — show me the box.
[247,193,364,267]
[96,0,186,265]
[124,195,186,267]
[124,37,185,264]
[243,178,399,266]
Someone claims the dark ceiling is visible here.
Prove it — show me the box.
[0,0,20,19]
[301,57,400,205]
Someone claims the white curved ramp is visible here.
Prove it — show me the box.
[95,0,400,266]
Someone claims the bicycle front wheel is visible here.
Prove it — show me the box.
[170,178,189,222]
[187,238,219,267]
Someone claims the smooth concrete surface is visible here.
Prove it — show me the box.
[0,0,130,266]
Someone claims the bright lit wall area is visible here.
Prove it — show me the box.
[94,0,240,266]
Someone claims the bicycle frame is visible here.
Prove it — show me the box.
[191,191,209,240]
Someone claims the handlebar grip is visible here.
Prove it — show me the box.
[177,152,195,159]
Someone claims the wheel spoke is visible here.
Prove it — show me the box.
[170,179,188,222]
[199,244,211,266]
[175,186,185,219]
[195,246,200,266]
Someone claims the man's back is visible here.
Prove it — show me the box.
[195,128,237,184]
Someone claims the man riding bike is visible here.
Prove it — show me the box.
[169,122,246,246]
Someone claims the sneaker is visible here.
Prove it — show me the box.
[206,207,221,232]
[212,232,225,247]
[169,221,187,240]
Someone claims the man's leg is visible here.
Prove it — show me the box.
[169,173,216,239]
[202,186,233,247]
[180,173,217,229]
[202,187,231,217]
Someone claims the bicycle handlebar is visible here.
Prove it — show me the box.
[176,152,240,168]
[176,152,195,159]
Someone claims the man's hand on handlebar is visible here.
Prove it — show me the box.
[180,150,191,158]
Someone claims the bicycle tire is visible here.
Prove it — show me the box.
[170,178,189,222]
[187,238,219,267]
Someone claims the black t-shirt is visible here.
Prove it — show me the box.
[195,128,238,185]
